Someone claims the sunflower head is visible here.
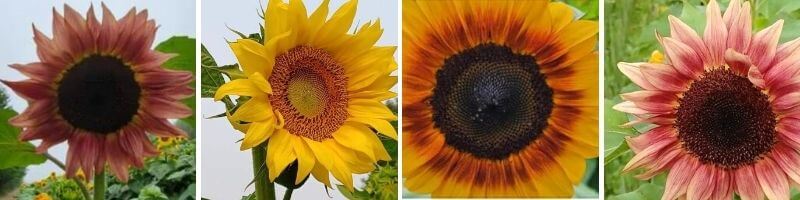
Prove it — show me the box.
[614,0,800,199]
[403,0,598,198]
[2,4,193,182]
[214,0,397,191]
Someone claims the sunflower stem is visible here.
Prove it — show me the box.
[94,169,106,200]
[253,144,276,200]
[44,152,92,200]
[283,188,294,200]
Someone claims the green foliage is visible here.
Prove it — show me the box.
[0,167,25,196]
[106,138,196,200]
[0,100,46,170]
[155,36,197,131]
[563,0,599,20]
[17,173,86,200]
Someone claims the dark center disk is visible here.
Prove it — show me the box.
[58,55,141,134]
[676,68,776,168]
[430,43,554,160]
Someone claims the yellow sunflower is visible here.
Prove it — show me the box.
[403,0,598,198]
[214,0,397,191]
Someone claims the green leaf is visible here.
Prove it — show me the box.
[178,183,196,200]
[155,36,197,128]
[604,98,635,149]
[138,184,169,200]
[608,183,664,200]
[678,0,705,33]
[0,108,46,169]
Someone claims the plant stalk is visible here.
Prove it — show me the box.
[283,188,294,200]
[94,169,105,200]
[252,144,276,200]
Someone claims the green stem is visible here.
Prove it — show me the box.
[44,153,91,200]
[252,144,276,200]
[94,169,106,200]
[283,188,294,200]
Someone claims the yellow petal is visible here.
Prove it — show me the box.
[265,0,290,40]
[349,90,396,101]
[347,117,397,140]
[288,0,310,44]
[240,121,274,150]
[331,123,376,161]
[548,2,574,33]
[329,141,374,174]
[214,79,265,101]
[348,99,396,120]
[231,98,274,122]
[266,129,296,181]
[323,140,354,191]
[308,0,330,34]
[311,0,357,47]
[554,151,586,184]
[248,72,272,94]
[304,138,334,173]
[292,136,316,184]
[310,162,330,187]
[230,39,270,76]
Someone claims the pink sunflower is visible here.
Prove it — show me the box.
[614,0,800,199]
[1,4,193,181]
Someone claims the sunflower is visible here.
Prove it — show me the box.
[2,5,193,182]
[213,0,397,191]
[614,0,800,199]
[403,0,598,198]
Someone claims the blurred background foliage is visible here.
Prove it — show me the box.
[604,0,800,199]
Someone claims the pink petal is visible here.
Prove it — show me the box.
[63,4,92,53]
[612,101,649,115]
[724,48,753,75]
[668,16,709,65]
[143,96,192,119]
[686,165,715,200]
[735,165,765,200]
[661,37,704,79]
[618,62,657,90]
[139,112,187,137]
[772,91,800,111]
[763,52,800,88]
[1,80,54,101]
[621,113,675,127]
[639,63,690,92]
[748,66,767,89]
[623,139,674,173]
[9,63,60,82]
[620,90,679,113]
[9,100,56,127]
[137,69,193,89]
[703,0,728,66]
[662,157,700,200]
[755,157,790,200]
[723,0,752,52]
[710,170,734,200]
[769,144,800,185]
[774,37,800,65]
[749,20,784,71]
[98,3,118,52]
[626,126,675,153]
[634,147,681,179]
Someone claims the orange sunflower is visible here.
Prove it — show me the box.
[403,0,598,198]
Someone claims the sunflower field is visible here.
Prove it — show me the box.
[604,0,800,199]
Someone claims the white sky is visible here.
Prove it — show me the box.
[0,0,196,184]
[200,0,398,199]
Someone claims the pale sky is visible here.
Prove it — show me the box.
[200,0,398,199]
[0,0,196,183]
